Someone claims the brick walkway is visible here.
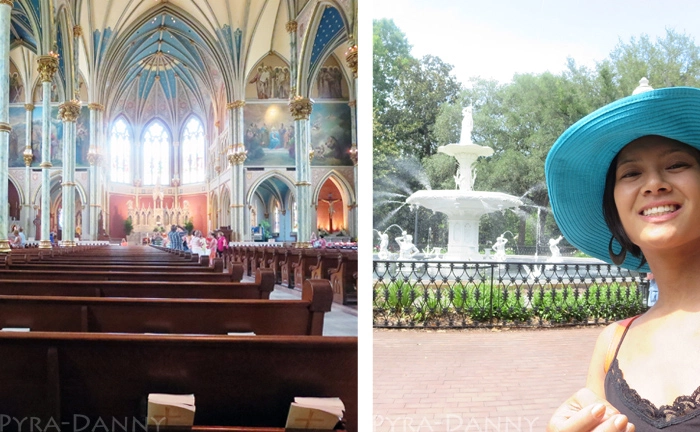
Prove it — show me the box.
[373,327,603,432]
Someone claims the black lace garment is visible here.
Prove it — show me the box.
[604,326,700,430]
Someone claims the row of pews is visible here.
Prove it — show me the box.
[0,245,357,432]
[227,244,358,306]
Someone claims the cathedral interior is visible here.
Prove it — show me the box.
[1,0,358,247]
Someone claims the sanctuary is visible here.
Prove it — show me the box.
[0,0,358,250]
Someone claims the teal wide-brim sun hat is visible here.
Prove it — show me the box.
[546,86,700,271]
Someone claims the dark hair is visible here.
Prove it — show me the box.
[602,154,646,268]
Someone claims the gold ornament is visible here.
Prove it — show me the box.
[58,100,81,122]
[37,55,59,83]
[286,20,298,33]
[88,103,104,111]
[73,25,83,37]
[0,0,13,7]
[345,45,358,78]
[24,104,34,111]
[349,144,358,166]
[227,100,245,110]
[309,149,315,162]
[0,122,11,133]
[289,96,313,120]
[23,152,33,167]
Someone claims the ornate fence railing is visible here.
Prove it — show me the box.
[373,260,650,328]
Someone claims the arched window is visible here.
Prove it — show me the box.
[143,121,170,185]
[182,117,205,184]
[273,202,280,233]
[292,200,298,232]
[110,118,131,183]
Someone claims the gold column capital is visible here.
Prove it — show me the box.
[0,122,11,133]
[23,153,33,166]
[0,0,13,7]
[58,100,81,122]
[37,55,59,83]
[349,144,358,166]
[73,25,83,37]
[347,100,356,108]
[286,20,298,33]
[345,45,358,78]
[88,103,104,111]
[40,161,53,168]
[24,103,34,111]
[289,96,313,120]
[227,100,245,110]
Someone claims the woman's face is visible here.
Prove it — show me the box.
[614,136,700,252]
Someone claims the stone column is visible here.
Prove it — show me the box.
[286,20,298,96]
[87,103,103,240]
[226,100,246,242]
[58,100,80,246]
[0,0,12,252]
[87,103,101,239]
[37,54,58,248]
[345,44,358,240]
[348,100,358,238]
[22,104,33,235]
[289,96,313,246]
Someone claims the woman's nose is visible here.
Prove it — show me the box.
[643,171,672,195]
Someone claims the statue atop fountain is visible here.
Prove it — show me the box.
[406,106,522,260]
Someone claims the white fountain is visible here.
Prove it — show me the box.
[406,107,523,260]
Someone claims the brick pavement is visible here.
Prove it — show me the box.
[373,326,603,432]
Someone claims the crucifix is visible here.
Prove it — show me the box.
[320,194,340,233]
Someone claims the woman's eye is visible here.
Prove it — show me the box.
[619,171,640,179]
[668,162,690,170]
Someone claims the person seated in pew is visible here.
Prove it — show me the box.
[10,230,21,248]
[18,227,26,248]
[120,238,128,246]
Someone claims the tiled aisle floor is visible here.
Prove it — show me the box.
[373,327,602,431]
[267,282,358,336]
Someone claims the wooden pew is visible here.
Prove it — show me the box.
[329,253,358,305]
[0,268,275,299]
[0,279,333,335]
[279,248,295,288]
[292,249,318,291]
[0,266,243,283]
[0,333,357,432]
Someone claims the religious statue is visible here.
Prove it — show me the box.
[460,106,474,145]
[321,194,341,233]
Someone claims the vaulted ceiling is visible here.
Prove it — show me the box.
[8,0,356,124]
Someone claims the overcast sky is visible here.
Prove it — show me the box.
[373,0,700,85]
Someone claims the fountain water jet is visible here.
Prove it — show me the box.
[406,107,523,260]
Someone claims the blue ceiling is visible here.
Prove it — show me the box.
[310,6,344,70]
[119,12,209,100]
[10,2,37,51]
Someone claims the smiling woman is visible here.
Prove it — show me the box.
[546,87,700,431]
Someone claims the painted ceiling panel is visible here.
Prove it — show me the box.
[310,7,344,68]
[11,5,37,51]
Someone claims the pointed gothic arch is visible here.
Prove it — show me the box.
[297,1,351,97]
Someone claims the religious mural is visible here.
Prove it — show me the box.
[243,102,352,167]
[8,105,90,168]
[309,102,352,166]
[244,103,296,166]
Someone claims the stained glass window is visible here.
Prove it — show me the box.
[143,121,170,185]
[182,117,205,184]
[110,118,131,183]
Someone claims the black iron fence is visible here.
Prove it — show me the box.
[373,260,650,328]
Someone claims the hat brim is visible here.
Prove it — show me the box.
[546,87,700,271]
